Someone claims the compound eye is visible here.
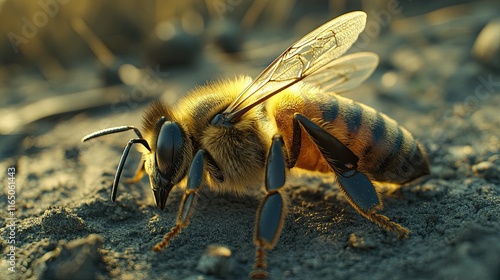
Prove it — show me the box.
[156,121,184,179]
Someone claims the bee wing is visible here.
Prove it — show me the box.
[303,52,379,93]
[222,11,367,120]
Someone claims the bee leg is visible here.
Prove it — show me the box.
[293,113,409,238]
[294,113,358,172]
[336,172,409,238]
[251,135,288,279]
[124,158,145,183]
[153,149,205,252]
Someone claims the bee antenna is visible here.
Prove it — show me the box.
[81,125,151,202]
[81,126,144,142]
[111,137,150,202]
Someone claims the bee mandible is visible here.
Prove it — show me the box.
[82,11,429,279]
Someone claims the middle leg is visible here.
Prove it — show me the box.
[251,135,289,279]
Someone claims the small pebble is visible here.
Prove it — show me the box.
[472,161,498,181]
[473,19,500,70]
[196,244,236,277]
[349,233,376,249]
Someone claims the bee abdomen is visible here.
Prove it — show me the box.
[319,95,429,184]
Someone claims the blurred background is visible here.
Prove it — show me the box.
[0,0,499,152]
[1,2,499,279]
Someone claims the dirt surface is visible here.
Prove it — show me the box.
[1,1,500,280]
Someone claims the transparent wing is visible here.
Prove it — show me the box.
[303,52,379,93]
[222,11,367,121]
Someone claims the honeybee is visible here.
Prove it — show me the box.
[82,11,429,278]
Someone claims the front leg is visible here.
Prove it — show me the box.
[251,135,288,279]
[153,149,206,252]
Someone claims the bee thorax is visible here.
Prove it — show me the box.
[200,121,268,194]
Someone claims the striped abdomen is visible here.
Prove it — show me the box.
[269,86,429,184]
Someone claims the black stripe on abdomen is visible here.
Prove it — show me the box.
[371,113,386,145]
[361,112,386,158]
[344,102,363,136]
[319,97,340,122]
[375,126,404,174]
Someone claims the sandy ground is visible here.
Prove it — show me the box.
[1,1,500,279]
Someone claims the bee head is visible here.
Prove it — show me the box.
[145,116,192,210]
